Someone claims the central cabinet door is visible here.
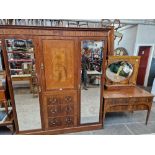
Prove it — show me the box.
[43,40,75,90]
[39,38,78,130]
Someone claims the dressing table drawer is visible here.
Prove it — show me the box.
[129,97,153,103]
[105,98,129,105]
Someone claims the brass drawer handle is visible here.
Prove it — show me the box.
[65,105,72,113]
[65,96,72,102]
[48,98,57,104]
[50,118,58,126]
[65,117,73,124]
[50,109,58,114]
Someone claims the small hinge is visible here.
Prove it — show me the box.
[78,84,81,89]
[41,63,44,70]
[38,86,41,92]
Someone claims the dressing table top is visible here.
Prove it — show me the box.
[103,86,154,99]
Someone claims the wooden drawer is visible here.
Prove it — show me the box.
[105,98,129,104]
[47,104,74,117]
[107,105,130,112]
[48,117,63,129]
[47,105,61,117]
[132,104,150,110]
[46,92,77,105]
[44,90,78,130]
[62,104,74,115]
[47,96,60,105]
[63,95,74,104]
[48,116,75,129]
[105,97,153,106]
[129,97,152,103]
[63,116,74,127]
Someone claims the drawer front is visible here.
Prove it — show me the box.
[129,97,153,103]
[105,97,153,105]
[63,116,74,127]
[63,95,74,104]
[48,116,75,129]
[47,96,60,105]
[106,98,129,104]
[47,104,74,117]
[48,117,63,129]
[48,105,61,117]
[107,105,130,112]
[62,104,74,115]
[132,104,150,110]
[43,90,77,130]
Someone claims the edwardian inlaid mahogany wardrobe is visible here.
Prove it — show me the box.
[0,25,114,134]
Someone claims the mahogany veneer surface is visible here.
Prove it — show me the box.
[103,86,154,126]
[104,86,153,98]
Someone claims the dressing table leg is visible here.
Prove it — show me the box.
[146,109,151,125]
[103,112,106,129]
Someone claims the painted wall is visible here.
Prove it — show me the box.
[134,25,155,86]
[114,25,138,55]
[136,25,155,45]
[115,24,155,87]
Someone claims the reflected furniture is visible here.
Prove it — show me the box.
[0,68,15,134]
[11,74,32,92]
[103,56,154,127]
[0,88,8,113]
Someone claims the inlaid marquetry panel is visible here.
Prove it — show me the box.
[43,40,75,90]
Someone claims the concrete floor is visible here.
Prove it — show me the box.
[0,86,155,135]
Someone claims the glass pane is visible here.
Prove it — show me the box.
[5,39,41,131]
[80,40,104,124]
[106,61,133,83]
[0,40,10,124]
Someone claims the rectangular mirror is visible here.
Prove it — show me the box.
[80,40,104,124]
[5,39,42,131]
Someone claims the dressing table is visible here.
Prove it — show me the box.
[103,56,154,127]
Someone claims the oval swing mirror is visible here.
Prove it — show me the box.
[106,61,133,83]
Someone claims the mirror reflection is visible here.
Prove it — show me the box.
[5,39,41,131]
[80,40,103,124]
[0,40,13,126]
[106,61,133,82]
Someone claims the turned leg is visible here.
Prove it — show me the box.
[146,109,151,125]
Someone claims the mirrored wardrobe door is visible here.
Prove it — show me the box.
[5,38,42,131]
[80,40,104,124]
